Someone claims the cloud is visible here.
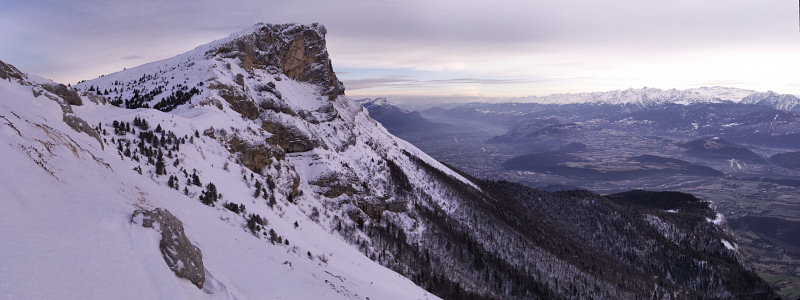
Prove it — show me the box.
[344,76,544,91]
[1,0,798,97]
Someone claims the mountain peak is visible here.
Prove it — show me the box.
[356,97,393,108]
[207,23,344,99]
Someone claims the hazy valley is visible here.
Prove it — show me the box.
[362,91,800,298]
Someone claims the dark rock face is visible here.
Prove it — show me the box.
[43,83,82,106]
[262,121,317,153]
[0,60,26,81]
[131,208,205,289]
[227,136,284,174]
[211,23,344,100]
[310,174,356,198]
[211,83,259,120]
[357,199,408,220]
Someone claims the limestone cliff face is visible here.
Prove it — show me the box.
[210,23,344,100]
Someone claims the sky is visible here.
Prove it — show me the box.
[1,0,800,103]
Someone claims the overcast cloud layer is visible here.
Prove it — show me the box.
[1,0,799,101]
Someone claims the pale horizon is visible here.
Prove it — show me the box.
[2,0,800,101]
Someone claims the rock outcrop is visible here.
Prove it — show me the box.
[0,60,26,81]
[43,83,82,106]
[210,23,344,100]
[131,208,205,289]
[0,60,100,148]
[227,135,284,174]
[262,121,317,153]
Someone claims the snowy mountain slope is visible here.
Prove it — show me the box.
[741,90,800,112]
[1,22,776,299]
[0,60,436,299]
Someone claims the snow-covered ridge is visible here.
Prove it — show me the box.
[0,22,490,299]
[1,55,440,299]
[355,97,392,108]
[356,97,413,113]
[514,86,800,111]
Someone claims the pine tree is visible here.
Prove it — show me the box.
[269,229,279,244]
[199,182,218,206]
[192,172,201,186]
[155,154,165,175]
[254,181,262,198]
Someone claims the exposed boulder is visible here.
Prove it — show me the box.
[131,208,205,289]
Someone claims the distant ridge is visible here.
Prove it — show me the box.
[511,86,800,111]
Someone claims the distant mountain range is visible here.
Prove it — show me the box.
[359,90,800,298]
[356,97,453,134]
[510,86,800,111]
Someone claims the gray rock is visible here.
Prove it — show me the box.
[131,208,205,289]
[0,60,27,81]
[208,23,345,100]
[43,83,82,106]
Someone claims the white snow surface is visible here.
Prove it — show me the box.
[0,28,450,299]
[721,239,737,251]
[707,212,725,226]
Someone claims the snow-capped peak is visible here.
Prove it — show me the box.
[356,97,395,109]
[740,91,800,112]
[516,86,765,107]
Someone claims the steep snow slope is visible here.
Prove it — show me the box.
[0,60,436,299]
